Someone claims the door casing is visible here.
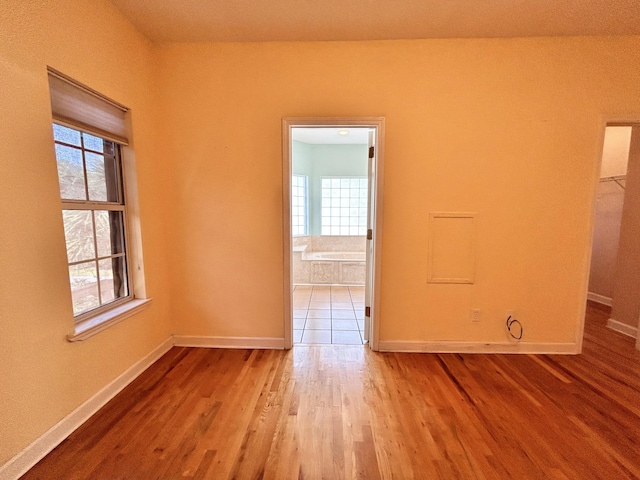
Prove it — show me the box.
[282,117,385,350]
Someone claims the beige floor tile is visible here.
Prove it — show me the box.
[311,291,331,298]
[331,293,352,300]
[305,318,331,329]
[331,302,353,309]
[331,309,356,320]
[307,309,331,319]
[332,330,363,345]
[309,301,331,310]
[332,319,359,331]
[301,329,331,344]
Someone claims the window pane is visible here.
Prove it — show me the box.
[86,151,119,202]
[98,259,115,304]
[82,132,105,153]
[55,144,86,200]
[99,257,128,304]
[95,210,125,258]
[69,262,99,315]
[291,175,308,237]
[86,152,107,201]
[320,176,368,236]
[62,210,95,263]
[53,124,81,146]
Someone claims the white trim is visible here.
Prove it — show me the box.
[67,298,152,342]
[587,292,613,306]
[0,337,173,480]
[607,318,638,338]
[173,336,285,349]
[282,117,385,352]
[377,340,579,354]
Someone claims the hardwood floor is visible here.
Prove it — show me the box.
[22,302,640,479]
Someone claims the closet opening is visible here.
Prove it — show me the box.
[586,124,640,348]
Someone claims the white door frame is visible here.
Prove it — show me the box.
[282,117,385,350]
[580,114,640,353]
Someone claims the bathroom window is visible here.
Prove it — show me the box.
[321,177,368,235]
[53,123,132,318]
[292,174,308,236]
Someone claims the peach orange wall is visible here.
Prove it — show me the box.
[157,37,640,346]
[0,0,172,466]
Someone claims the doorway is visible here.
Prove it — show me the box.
[282,118,385,350]
[584,123,640,349]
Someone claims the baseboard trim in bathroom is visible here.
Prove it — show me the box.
[587,292,613,306]
[173,335,285,349]
[377,341,579,354]
[606,318,638,338]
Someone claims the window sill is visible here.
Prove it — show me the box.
[67,298,152,342]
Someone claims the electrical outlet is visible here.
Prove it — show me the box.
[471,309,481,322]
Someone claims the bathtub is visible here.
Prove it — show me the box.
[295,250,366,285]
[303,251,366,262]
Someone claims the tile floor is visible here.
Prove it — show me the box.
[293,285,366,345]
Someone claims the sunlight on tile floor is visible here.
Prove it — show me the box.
[293,285,365,345]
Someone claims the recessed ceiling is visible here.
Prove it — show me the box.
[109,0,640,43]
[292,128,370,145]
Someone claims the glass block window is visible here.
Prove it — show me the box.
[321,177,368,235]
[53,123,131,318]
[292,174,308,236]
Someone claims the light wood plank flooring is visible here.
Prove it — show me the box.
[21,302,640,479]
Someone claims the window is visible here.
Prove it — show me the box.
[48,68,149,340]
[321,177,368,235]
[53,124,131,318]
[292,174,308,236]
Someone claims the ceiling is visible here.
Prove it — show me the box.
[292,128,371,145]
[109,0,640,43]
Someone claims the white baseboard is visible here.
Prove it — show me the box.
[0,337,174,480]
[607,318,638,338]
[377,341,579,354]
[587,292,613,306]
[173,335,285,349]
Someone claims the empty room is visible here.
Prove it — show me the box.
[2,0,640,478]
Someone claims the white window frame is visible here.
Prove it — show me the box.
[55,124,134,322]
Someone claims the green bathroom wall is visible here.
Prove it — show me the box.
[292,141,368,235]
